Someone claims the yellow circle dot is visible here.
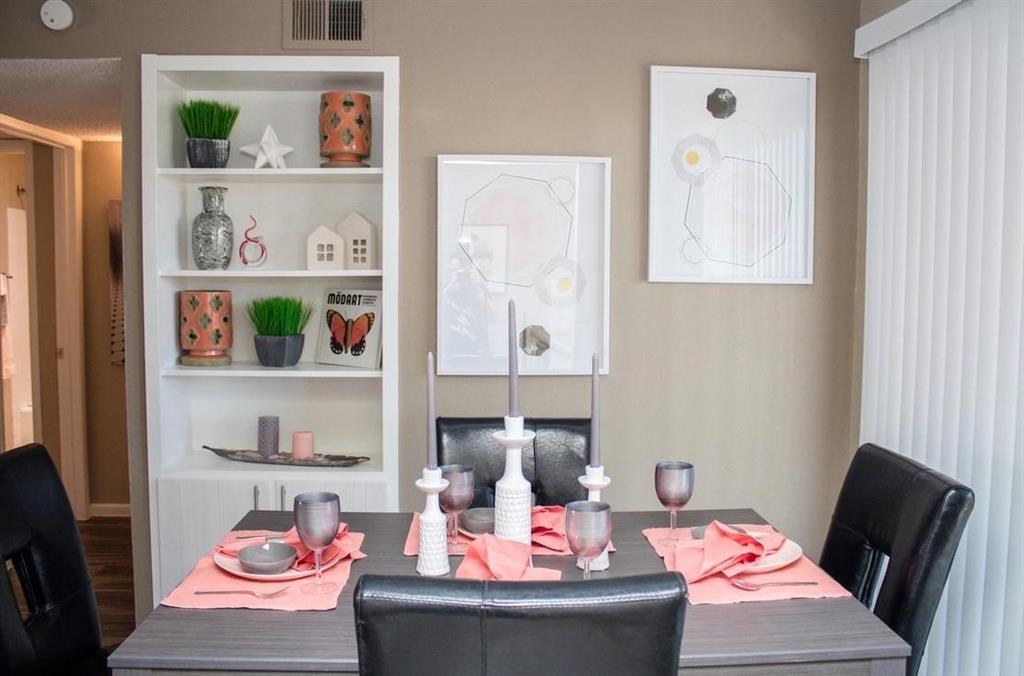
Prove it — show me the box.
[685,150,701,166]
[556,277,573,292]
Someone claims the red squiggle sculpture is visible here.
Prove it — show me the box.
[238,214,267,267]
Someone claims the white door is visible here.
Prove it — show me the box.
[276,475,389,513]
[155,476,273,596]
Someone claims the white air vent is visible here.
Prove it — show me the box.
[283,0,372,50]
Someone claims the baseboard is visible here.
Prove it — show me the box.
[89,503,131,518]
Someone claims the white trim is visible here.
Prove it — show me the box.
[0,114,81,150]
[854,0,964,58]
[0,115,89,520]
[88,503,131,518]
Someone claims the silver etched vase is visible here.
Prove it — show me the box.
[191,186,233,270]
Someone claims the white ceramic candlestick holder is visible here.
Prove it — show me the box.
[578,464,612,571]
[493,415,535,545]
[415,466,450,576]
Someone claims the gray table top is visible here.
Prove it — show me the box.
[110,509,910,672]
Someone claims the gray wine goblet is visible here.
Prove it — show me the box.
[565,501,612,581]
[293,492,341,595]
[439,464,475,544]
[655,461,694,545]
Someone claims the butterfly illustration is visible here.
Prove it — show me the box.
[326,310,375,356]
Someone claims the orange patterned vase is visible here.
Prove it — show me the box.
[179,290,233,367]
[319,91,372,167]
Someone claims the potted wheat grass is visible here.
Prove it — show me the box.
[178,99,240,168]
[248,296,314,367]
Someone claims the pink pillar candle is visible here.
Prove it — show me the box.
[292,431,315,460]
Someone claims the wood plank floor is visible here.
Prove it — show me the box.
[79,516,135,648]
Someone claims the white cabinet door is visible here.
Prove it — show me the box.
[155,477,274,597]
[276,476,390,512]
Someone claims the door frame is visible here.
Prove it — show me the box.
[0,113,89,519]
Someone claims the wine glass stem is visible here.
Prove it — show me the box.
[669,509,677,535]
[447,514,456,544]
[314,549,323,587]
[583,560,591,581]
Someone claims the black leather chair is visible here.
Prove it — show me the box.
[0,444,106,675]
[437,417,589,507]
[820,443,974,676]
[354,572,687,676]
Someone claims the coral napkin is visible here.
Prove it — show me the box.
[163,529,366,611]
[642,521,851,605]
[403,507,581,556]
[454,535,562,581]
[215,525,365,571]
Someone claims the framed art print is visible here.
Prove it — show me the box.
[648,66,816,284]
[437,155,610,375]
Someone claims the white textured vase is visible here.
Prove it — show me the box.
[493,416,535,545]
[578,464,612,571]
[415,466,450,576]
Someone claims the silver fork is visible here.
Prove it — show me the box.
[193,586,291,599]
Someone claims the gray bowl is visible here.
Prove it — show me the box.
[237,542,297,575]
[458,507,495,535]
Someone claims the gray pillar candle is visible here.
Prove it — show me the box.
[257,415,280,458]
[590,353,600,467]
[508,299,519,417]
[427,352,437,470]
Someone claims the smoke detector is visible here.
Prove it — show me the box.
[40,0,74,31]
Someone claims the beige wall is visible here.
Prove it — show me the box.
[82,141,128,505]
[0,0,865,611]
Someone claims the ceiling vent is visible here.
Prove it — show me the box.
[283,0,372,50]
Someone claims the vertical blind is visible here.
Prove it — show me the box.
[860,1,1023,675]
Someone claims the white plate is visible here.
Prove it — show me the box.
[212,550,342,582]
[746,539,803,573]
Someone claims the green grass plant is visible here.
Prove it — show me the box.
[247,297,314,336]
[178,99,240,140]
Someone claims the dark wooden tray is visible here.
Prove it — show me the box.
[203,445,371,468]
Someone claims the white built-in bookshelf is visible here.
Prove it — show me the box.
[141,55,399,600]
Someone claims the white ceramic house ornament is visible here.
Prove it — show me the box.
[335,212,377,270]
[306,225,346,270]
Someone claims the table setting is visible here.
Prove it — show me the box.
[158,299,848,613]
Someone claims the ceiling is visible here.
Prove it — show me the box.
[0,58,122,141]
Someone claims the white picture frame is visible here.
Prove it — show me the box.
[648,66,816,284]
[437,155,611,376]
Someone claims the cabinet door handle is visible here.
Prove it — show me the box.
[253,485,260,510]
[280,485,287,511]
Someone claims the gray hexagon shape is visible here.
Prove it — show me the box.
[458,174,574,287]
[683,158,792,267]
[706,87,737,119]
[519,325,550,357]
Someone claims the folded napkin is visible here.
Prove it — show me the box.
[642,521,851,605]
[669,520,785,582]
[455,535,562,581]
[163,529,366,611]
[530,505,571,553]
[215,525,366,571]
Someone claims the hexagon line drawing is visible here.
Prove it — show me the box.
[457,173,575,288]
[681,155,793,268]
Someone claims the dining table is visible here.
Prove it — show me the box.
[110,508,910,675]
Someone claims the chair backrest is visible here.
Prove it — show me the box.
[437,417,589,506]
[354,572,687,676]
[0,444,102,673]
[820,443,973,676]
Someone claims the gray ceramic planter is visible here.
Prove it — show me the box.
[186,138,230,168]
[254,335,304,367]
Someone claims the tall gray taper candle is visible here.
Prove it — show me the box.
[590,353,600,467]
[427,352,437,469]
[508,299,520,417]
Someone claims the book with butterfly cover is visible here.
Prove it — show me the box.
[316,289,382,369]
